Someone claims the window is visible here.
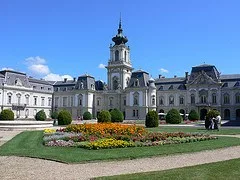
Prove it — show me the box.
[169,85,173,90]
[115,50,119,61]
[16,94,21,105]
[151,95,155,105]
[63,97,67,107]
[112,76,119,90]
[179,96,184,105]
[48,88,51,91]
[212,93,217,104]
[124,51,127,61]
[159,86,163,90]
[71,96,74,106]
[159,97,164,105]
[200,95,207,103]
[25,95,29,105]
[133,110,135,117]
[169,96,174,105]
[235,93,240,104]
[34,109,37,116]
[48,98,52,106]
[135,79,139,87]
[109,97,113,106]
[78,94,83,106]
[41,87,44,90]
[25,109,29,118]
[133,92,139,105]
[55,97,59,107]
[34,96,37,106]
[191,94,195,104]
[41,98,45,106]
[124,99,126,106]
[224,93,230,104]
[33,86,36,89]
[97,98,101,106]
[8,95,12,104]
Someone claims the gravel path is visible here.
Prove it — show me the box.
[0,131,240,180]
[0,145,239,180]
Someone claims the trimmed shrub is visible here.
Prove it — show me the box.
[205,110,220,129]
[166,109,182,124]
[97,110,111,123]
[83,111,92,120]
[0,109,14,120]
[188,110,200,121]
[35,110,47,121]
[110,109,124,122]
[145,110,159,128]
[51,111,58,119]
[58,110,72,125]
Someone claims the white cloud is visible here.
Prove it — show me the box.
[43,73,73,81]
[159,68,169,73]
[25,56,46,65]
[29,64,50,75]
[1,67,14,71]
[25,56,72,81]
[98,63,106,69]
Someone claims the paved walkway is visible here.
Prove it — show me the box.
[0,131,240,180]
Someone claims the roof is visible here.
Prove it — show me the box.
[53,80,77,86]
[29,78,53,85]
[220,74,240,81]
[155,77,186,84]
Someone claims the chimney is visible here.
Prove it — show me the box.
[73,77,76,82]
[64,78,67,83]
[159,74,162,79]
[185,72,189,79]
[174,75,177,78]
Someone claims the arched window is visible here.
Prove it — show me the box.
[159,96,164,105]
[7,92,12,104]
[212,93,217,104]
[169,95,174,105]
[224,109,230,120]
[126,77,130,87]
[135,79,139,87]
[97,98,101,106]
[200,95,207,103]
[151,95,155,105]
[124,51,127,61]
[109,97,113,106]
[235,93,240,104]
[179,96,184,105]
[78,94,83,106]
[223,93,230,104]
[115,50,119,61]
[133,92,139,105]
[191,94,195,104]
[112,76,119,90]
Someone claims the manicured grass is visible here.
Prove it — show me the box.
[95,158,240,180]
[0,131,240,163]
[148,126,240,135]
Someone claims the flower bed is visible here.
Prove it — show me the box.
[43,123,217,149]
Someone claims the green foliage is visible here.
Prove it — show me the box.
[166,109,182,124]
[145,110,159,128]
[188,110,200,121]
[51,111,58,119]
[35,110,47,121]
[110,109,124,122]
[57,110,72,125]
[0,109,14,120]
[205,110,220,129]
[83,111,92,120]
[97,110,111,123]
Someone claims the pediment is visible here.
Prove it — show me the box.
[190,71,217,85]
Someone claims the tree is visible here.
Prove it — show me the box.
[83,111,92,120]
[97,110,111,123]
[58,110,72,125]
[35,110,47,121]
[110,109,124,122]
[0,109,14,120]
[145,110,159,128]
[188,110,200,121]
[166,108,182,124]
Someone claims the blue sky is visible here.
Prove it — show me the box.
[0,0,240,81]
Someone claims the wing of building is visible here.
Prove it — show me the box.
[0,70,53,119]
[52,20,240,121]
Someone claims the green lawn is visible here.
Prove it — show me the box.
[0,130,240,163]
[95,158,240,180]
[148,126,240,135]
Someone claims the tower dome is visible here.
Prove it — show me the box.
[112,18,128,45]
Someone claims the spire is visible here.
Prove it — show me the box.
[112,15,128,45]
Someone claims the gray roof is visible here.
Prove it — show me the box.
[128,70,149,88]
[29,78,53,85]
[53,80,77,86]
[155,77,186,84]
[220,74,240,81]
[157,83,186,91]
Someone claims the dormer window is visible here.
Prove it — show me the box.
[135,79,139,87]
[151,95,155,105]
[159,86,163,90]
[169,85,173,90]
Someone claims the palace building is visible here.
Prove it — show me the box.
[53,20,240,121]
